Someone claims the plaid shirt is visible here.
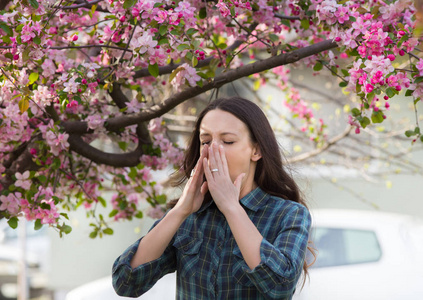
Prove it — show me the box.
[112,187,311,299]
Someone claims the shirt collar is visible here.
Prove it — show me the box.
[239,187,269,212]
[196,187,269,214]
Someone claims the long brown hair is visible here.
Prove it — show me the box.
[169,96,314,282]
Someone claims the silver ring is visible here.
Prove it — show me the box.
[211,168,219,172]
[190,169,195,177]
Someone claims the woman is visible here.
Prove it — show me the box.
[112,97,312,299]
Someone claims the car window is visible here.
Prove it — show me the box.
[311,227,382,268]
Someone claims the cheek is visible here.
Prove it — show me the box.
[224,149,250,176]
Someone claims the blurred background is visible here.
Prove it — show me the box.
[1,62,423,300]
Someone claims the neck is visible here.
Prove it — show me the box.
[239,181,258,200]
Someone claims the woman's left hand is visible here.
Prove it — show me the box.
[203,143,245,215]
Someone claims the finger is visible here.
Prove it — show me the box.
[208,145,219,173]
[234,173,246,192]
[200,181,208,196]
[218,144,229,176]
[212,143,225,175]
[203,157,213,183]
[191,145,207,181]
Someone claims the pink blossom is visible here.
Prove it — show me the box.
[365,84,374,93]
[153,10,168,23]
[15,171,31,190]
[334,6,349,24]
[0,193,20,215]
[216,1,231,18]
[63,77,80,93]
[133,33,157,54]
[352,17,370,35]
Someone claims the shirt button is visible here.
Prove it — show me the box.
[183,246,188,251]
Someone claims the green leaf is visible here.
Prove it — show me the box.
[0,23,13,36]
[339,81,347,87]
[89,230,98,239]
[33,36,41,45]
[29,72,39,84]
[8,217,18,229]
[135,211,143,218]
[359,116,371,128]
[61,225,72,234]
[34,219,42,230]
[156,194,167,204]
[192,56,198,67]
[341,69,349,76]
[154,2,163,8]
[98,196,107,208]
[371,111,384,123]
[405,130,415,137]
[118,141,127,151]
[148,63,159,77]
[176,44,190,51]
[109,209,119,218]
[158,38,169,45]
[405,89,413,97]
[60,213,69,220]
[159,25,167,36]
[351,108,361,117]
[385,87,396,98]
[269,34,279,43]
[186,28,198,36]
[199,7,207,19]
[103,228,114,235]
[217,43,228,50]
[313,62,323,71]
[15,24,24,33]
[123,0,137,9]
[301,19,310,30]
[38,175,47,183]
[230,6,235,17]
[128,167,137,179]
[29,0,39,9]
[415,127,421,134]
[19,97,29,113]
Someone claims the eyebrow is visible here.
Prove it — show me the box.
[199,132,238,138]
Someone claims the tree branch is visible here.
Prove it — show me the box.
[68,134,144,167]
[288,125,352,164]
[274,13,301,21]
[54,0,103,10]
[63,39,338,134]
[0,0,11,10]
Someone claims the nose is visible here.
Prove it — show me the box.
[210,140,221,148]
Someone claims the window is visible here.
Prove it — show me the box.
[311,227,382,268]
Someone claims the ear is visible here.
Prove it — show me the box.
[251,144,262,162]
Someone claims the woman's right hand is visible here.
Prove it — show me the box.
[174,145,209,218]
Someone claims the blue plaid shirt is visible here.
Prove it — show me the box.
[112,187,311,299]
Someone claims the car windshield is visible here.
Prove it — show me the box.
[310,227,382,268]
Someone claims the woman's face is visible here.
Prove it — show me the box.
[199,109,261,193]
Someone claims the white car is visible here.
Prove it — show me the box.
[66,209,423,300]
[294,209,423,300]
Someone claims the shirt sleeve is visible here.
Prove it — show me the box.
[242,204,312,299]
[111,218,177,298]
